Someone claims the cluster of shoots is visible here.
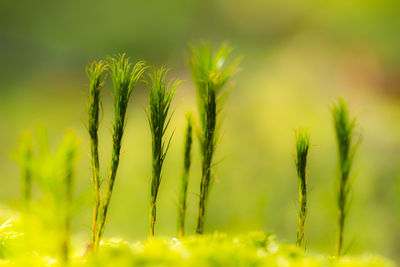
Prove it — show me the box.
[13,44,362,262]
[188,43,240,234]
[291,100,359,256]
[332,99,358,257]
[177,113,193,238]
[294,128,311,249]
[16,129,79,263]
[86,55,146,251]
[85,45,240,244]
[145,67,179,237]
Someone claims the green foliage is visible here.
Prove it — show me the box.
[294,128,311,249]
[18,130,80,263]
[177,113,193,238]
[145,66,179,237]
[188,43,240,234]
[332,99,359,257]
[86,60,107,251]
[96,54,147,247]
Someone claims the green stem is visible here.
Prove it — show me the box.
[61,136,76,264]
[86,60,106,252]
[332,99,357,257]
[89,136,100,251]
[146,66,177,238]
[196,89,216,235]
[96,116,123,247]
[294,129,310,249]
[177,114,193,238]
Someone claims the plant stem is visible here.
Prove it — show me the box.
[294,128,310,249]
[95,55,146,247]
[332,99,358,257]
[86,60,107,252]
[61,134,77,264]
[196,88,216,235]
[177,113,193,238]
[146,66,178,238]
[188,43,240,234]
[18,131,34,209]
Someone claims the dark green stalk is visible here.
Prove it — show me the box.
[177,113,193,238]
[18,131,34,209]
[294,128,310,249]
[96,55,146,247]
[188,43,240,234]
[332,99,358,257]
[146,66,179,238]
[86,60,107,252]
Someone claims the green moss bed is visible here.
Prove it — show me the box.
[2,232,396,266]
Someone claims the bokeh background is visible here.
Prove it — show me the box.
[1,0,400,262]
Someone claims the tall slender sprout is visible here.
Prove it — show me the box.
[58,133,78,264]
[32,130,78,263]
[145,66,179,238]
[86,60,107,251]
[17,131,34,209]
[332,99,359,257]
[95,55,146,247]
[188,43,240,234]
[177,113,193,238]
[294,128,311,249]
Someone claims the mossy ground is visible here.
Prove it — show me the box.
[1,231,396,266]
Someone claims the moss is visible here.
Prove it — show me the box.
[80,232,396,267]
[0,227,396,266]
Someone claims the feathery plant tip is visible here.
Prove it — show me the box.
[86,60,107,252]
[332,98,359,257]
[189,43,240,234]
[146,66,179,237]
[95,54,147,248]
[294,128,311,249]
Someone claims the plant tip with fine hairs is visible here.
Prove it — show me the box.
[86,59,107,252]
[332,98,359,257]
[294,128,311,249]
[188,43,240,235]
[146,66,179,238]
[95,54,147,248]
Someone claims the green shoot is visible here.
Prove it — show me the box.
[96,54,146,247]
[332,99,359,257]
[145,66,179,238]
[32,130,79,264]
[177,113,193,238]
[86,60,107,252]
[188,43,240,234]
[294,128,311,249]
[16,131,34,209]
[57,133,78,264]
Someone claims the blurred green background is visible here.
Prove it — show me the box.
[1,0,400,262]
